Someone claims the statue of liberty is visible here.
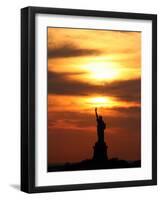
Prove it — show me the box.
[95,108,106,143]
[93,108,108,162]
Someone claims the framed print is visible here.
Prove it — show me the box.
[21,6,157,193]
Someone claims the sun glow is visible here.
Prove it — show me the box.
[87,96,113,108]
[90,97,107,104]
[82,61,120,83]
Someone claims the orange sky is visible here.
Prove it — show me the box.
[47,27,141,165]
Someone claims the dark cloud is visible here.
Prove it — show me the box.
[48,43,101,59]
[105,113,140,131]
[108,106,140,114]
[48,105,140,131]
[48,71,141,103]
[48,111,95,129]
[48,107,141,137]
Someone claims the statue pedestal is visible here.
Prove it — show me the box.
[93,141,108,162]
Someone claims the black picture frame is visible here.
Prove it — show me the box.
[21,6,157,193]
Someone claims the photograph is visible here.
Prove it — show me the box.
[21,6,157,193]
[47,27,141,172]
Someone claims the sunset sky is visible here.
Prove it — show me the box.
[47,27,141,165]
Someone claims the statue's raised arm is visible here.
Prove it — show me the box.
[95,108,99,121]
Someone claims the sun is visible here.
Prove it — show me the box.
[82,61,120,83]
[91,97,107,104]
[86,96,114,108]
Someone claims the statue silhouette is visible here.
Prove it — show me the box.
[93,108,108,162]
[95,108,106,143]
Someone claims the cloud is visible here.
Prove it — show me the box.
[48,43,101,59]
[48,104,140,130]
[107,106,140,119]
[48,71,141,103]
